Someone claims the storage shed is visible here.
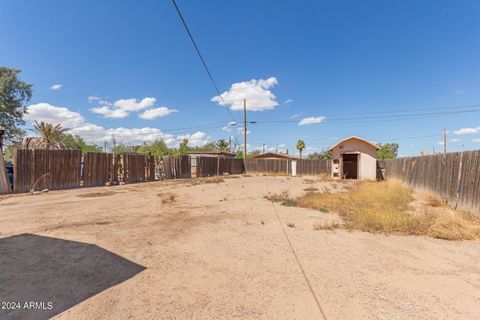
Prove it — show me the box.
[329,136,379,180]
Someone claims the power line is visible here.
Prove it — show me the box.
[251,107,480,125]
[171,0,237,123]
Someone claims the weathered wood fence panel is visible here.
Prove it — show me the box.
[163,156,191,179]
[196,157,245,177]
[196,157,218,177]
[385,150,480,214]
[13,149,81,193]
[83,153,112,187]
[296,159,331,175]
[219,158,244,175]
[243,159,291,174]
[123,154,147,183]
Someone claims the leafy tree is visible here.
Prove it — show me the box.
[214,139,230,152]
[235,150,244,159]
[137,139,171,157]
[58,134,102,154]
[178,138,189,155]
[112,144,134,154]
[0,67,33,143]
[307,149,332,160]
[296,139,305,158]
[376,143,399,160]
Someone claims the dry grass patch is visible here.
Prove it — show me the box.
[265,191,297,207]
[158,193,177,203]
[273,179,480,240]
[313,222,342,231]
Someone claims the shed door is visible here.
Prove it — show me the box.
[342,154,358,179]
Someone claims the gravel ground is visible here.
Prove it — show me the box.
[0,176,479,319]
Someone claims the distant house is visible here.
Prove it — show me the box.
[188,151,235,177]
[253,152,299,160]
[329,136,379,180]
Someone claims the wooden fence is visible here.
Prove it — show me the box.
[385,150,480,214]
[243,158,291,174]
[83,153,113,187]
[10,150,334,193]
[243,158,331,175]
[13,149,82,193]
[296,159,331,175]
[195,157,244,177]
[162,156,191,179]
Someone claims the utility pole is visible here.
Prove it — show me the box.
[262,144,265,154]
[243,99,247,158]
[444,128,447,161]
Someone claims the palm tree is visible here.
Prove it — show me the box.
[215,139,230,152]
[296,139,305,158]
[23,121,67,150]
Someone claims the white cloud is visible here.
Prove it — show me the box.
[49,84,63,90]
[175,131,211,147]
[90,97,174,119]
[25,102,206,148]
[455,89,465,94]
[138,107,178,120]
[90,106,130,119]
[87,95,101,102]
[298,116,326,126]
[211,77,279,111]
[472,138,480,143]
[453,127,480,135]
[25,103,85,128]
[114,97,156,112]
[290,113,301,119]
[284,99,293,105]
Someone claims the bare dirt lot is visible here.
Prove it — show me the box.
[1,176,479,319]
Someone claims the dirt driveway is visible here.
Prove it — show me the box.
[1,176,479,319]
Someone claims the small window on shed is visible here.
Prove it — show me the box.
[333,159,339,164]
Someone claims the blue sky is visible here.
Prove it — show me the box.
[1,0,479,156]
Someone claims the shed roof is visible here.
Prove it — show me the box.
[253,152,300,160]
[187,151,235,156]
[329,136,380,151]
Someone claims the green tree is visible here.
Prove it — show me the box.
[214,139,230,152]
[296,139,305,158]
[0,67,33,143]
[137,139,171,157]
[178,138,189,155]
[307,149,332,160]
[58,134,102,154]
[235,150,244,159]
[376,143,399,160]
[112,144,134,154]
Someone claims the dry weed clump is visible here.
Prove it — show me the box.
[265,191,297,207]
[286,179,480,240]
[158,193,177,204]
[286,222,295,228]
[313,222,342,231]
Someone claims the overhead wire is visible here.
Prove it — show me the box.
[171,0,237,124]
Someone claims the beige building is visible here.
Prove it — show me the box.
[329,136,379,180]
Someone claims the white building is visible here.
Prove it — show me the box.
[329,136,379,180]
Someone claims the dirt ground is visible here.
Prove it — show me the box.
[1,176,479,320]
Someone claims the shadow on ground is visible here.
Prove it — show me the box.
[0,234,146,320]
